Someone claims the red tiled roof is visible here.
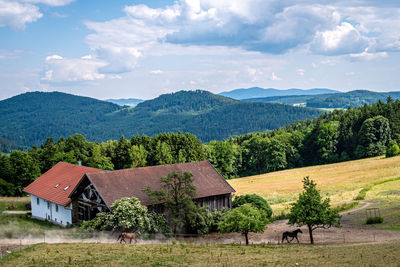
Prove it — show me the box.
[23,162,102,206]
[83,161,235,207]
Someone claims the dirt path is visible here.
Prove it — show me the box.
[340,200,372,216]
[0,201,398,247]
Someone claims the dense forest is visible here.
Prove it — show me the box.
[1,99,400,196]
[243,90,400,108]
[0,90,322,151]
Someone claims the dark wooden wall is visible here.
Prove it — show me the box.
[195,193,232,211]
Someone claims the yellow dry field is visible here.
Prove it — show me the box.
[228,156,400,213]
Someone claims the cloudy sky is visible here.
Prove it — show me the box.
[1,0,400,100]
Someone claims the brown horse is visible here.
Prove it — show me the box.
[117,230,141,244]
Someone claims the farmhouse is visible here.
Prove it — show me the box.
[23,161,235,226]
[23,162,102,226]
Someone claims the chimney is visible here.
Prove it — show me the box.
[78,161,82,166]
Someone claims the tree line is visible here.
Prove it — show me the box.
[1,99,400,196]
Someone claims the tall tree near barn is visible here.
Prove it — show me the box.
[288,177,340,244]
[144,171,197,234]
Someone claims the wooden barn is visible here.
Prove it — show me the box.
[24,161,235,225]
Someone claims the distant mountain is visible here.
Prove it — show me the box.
[0,90,322,150]
[105,98,143,107]
[219,87,340,100]
[242,90,400,109]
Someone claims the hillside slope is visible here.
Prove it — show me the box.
[229,156,400,212]
[0,90,322,150]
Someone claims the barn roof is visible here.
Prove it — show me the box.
[23,162,102,206]
[79,161,235,207]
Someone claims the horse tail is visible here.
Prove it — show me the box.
[117,233,122,241]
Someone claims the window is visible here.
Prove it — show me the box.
[47,202,50,209]
[37,197,39,205]
[56,205,59,212]
[63,185,70,191]
[55,184,60,188]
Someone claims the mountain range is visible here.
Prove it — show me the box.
[0,90,322,151]
[219,87,340,100]
[243,90,400,108]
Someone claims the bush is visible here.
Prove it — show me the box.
[208,208,229,233]
[386,141,400,157]
[232,194,272,218]
[185,204,213,235]
[366,217,384,224]
[147,211,172,236]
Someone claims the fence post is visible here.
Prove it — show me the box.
[20,240,22,251]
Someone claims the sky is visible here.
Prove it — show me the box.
[1,0,400,100]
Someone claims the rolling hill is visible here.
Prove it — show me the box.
[219,87,339,100]
[0,90,322,150]
[243,90,400,108]
[229,155,400,214]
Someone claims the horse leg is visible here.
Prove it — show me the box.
[130,238,132,244]
[295,236,299,243]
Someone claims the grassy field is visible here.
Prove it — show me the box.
[229,156,400,214]
[0,197,30,212]
[1,242,400,266]
[0,214,62,239]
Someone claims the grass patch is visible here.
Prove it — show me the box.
[0,197,30,211]
[0,213,61,238]
[334,201,359,212]
[1,242,400,266]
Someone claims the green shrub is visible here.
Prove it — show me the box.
[147,211,172,236]
[366,217,384,224]
[185,204,213,235]
[232,194,272,218]
[208,208,229,233]
[386,141,400,157]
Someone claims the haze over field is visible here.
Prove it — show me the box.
[1,0,400,100]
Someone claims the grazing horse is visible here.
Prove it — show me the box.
[281,229,303,243]
[117,230,141,244]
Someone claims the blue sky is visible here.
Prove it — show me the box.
[1,0,400,100]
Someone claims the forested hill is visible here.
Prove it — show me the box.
[243,90,400,108]
[0,92,120,151]
[0,90,322,151]
[219,87,339,100]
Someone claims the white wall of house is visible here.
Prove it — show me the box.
[30,195,72,227]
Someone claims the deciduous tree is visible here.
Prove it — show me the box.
[288,177,340,244]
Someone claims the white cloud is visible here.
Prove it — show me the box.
[150,70,163,74]
[349,50,388,61]
[311,22,370,55]
[42,54,107,82]
[297,68,305,76]
[0,0,42,30]
[0,0,74,30]
[271,72,281,81]
[345,72,355,76]
[38,0,400,84]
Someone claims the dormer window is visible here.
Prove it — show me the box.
[55,184,60,188]
[63,185,70,191]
